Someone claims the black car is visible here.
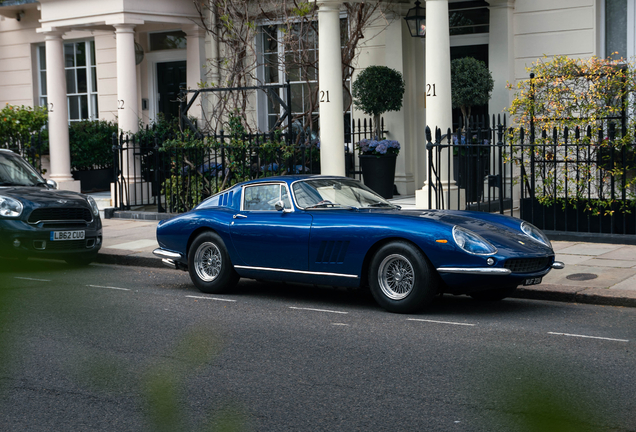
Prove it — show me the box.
[0,149,102,265]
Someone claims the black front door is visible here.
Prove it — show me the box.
[156,61,186,122]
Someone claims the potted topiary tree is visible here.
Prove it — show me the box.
[451,57,494,202]
[352,65,405,198]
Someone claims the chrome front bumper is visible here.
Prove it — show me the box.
[437,261,565,275]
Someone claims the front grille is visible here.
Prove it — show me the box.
[504,257,550,273]
[28,207,92,224]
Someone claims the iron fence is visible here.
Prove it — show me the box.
[426,115,636,236]
[1,132,45,173]
[112,117,387,213]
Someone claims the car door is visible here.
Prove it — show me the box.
[229,183,312,270]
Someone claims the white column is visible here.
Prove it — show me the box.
[416,0,460,209]
[115,24,140,135]
[317,0,346,176]
[186,25,207,123]
[487,0,516,204]
[44,30,81,192]
[114,24,142,188]
[487,0,515,116]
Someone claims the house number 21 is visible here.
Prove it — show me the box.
[320,91,330,103]
[426,84,437,97]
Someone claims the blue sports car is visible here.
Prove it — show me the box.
[154,176,563,313]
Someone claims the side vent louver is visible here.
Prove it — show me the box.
[316,241,349,264]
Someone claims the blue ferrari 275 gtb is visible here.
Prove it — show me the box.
[154,176,564,313]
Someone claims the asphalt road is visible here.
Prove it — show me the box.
[1,261,635,431]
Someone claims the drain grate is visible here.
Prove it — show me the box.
[566,273,598,281]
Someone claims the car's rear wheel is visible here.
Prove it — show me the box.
[369,242,438,313]
[469,286,517,301]
[188,231,239,294]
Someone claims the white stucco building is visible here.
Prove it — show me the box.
[0,0,630,204]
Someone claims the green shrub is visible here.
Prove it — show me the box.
[451,57,494,128]
[0,104,48,152]
[69,120,118,171]
[352,66,405,139]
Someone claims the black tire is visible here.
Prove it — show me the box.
[188,231,239,294]
[368,241,438,313]
[469,286,517,301]
[65,253,98,267]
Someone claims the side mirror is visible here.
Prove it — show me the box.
[274,200,291,212]
[46,179,58,189]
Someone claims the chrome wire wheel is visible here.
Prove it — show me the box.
[194,241,222,282]
[377,253,415,300]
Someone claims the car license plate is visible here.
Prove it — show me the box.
[50,230,85,241]
[523,277,542,286]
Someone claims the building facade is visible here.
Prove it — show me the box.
[0,0,627,201]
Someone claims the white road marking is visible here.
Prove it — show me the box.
[15,277,51,282]
[88,284,131,291]
[332,323,349,326]
[289,307,348,314]
[548,332,629,342]
[408,318,476,327]
[186,295,237,302]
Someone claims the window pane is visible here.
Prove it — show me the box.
[149,31,187,51]
[40,71,47,96]
[606,0,627,59]
[40,96,47,108]
[291,84,303,113]
[77,68,87,93]
[66,69,76,94]
[264,53,279,84]
[80,95,88,120]
[263,26,278,53]
[69,95,79,120]
[38,46,46,70]
[286,52,300,82]
[64,43,75,67]
[91,66,97,93]
[76,42,86,66]
[449,1,490,35]
[90,41,96,65]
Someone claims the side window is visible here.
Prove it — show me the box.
[281,186,292,209]
[244,184,282,211]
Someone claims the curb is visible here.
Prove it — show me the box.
[95,251,165,269]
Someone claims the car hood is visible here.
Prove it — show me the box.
[0,186,91,208]
[394,209,554,255]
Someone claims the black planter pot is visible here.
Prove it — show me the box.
[453,149,490,203]
[72,167,114,193]
[359,154,397,199]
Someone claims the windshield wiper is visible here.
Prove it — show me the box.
[367,202,396,208]
[305,202,357,210]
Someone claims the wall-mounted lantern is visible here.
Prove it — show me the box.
[404,0,426,38]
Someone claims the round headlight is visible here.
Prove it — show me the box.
[86,196,100,217]
[0,195,23,218]
[521,221,551,247]
[452,226,497,255]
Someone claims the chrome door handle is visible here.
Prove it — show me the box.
[233,214,247,219]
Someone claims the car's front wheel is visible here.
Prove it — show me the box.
[188,231,239,294]
[368,242,438,313]
[469,286,517,301]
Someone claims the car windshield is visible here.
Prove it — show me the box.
[292,178,397,209]
[0,152,45,187]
